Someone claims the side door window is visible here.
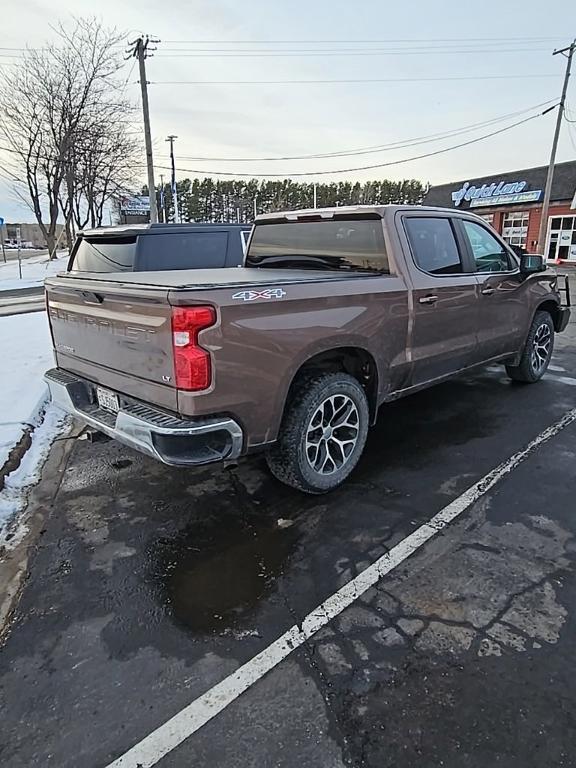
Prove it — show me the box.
[404,217,463,275]
[461,220,514,273]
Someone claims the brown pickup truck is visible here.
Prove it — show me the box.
[45,205,570,493]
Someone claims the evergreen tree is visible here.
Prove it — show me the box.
[153,177,427,222]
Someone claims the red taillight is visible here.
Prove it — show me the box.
[171,306,216,391]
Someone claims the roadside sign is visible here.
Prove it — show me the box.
[0,216,4,226]
[120,195,150,214]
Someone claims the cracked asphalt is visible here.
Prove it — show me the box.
[1,316,576,768]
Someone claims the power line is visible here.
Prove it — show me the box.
[153,108,553,179]
[156,45,553,53]
[0,163,24,182]
[157,100,558,163]
[0,101,555,169]
[149,74,558,85]
[160,37,563,44]
[154,48,555,58]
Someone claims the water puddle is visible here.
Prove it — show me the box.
[152,513,300,633]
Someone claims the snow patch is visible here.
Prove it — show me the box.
[0,313,55,469]
[0,253,68,292]
[0,405,69,545]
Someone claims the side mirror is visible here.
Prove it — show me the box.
[520,253,546,275]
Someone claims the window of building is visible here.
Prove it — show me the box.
[501,211,529,248]
[461,220,513,273]
[547,216,576,262]
[404,217,462,275]
[479,214,494,225]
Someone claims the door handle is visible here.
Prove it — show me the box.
[419,295,438,305]
[481,287,495,295]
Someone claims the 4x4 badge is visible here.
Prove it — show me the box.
[232,288,286,302]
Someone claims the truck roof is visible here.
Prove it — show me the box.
[79,222,251,238]
[254,204,464,222]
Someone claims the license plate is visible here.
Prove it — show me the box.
[96,387,120,414]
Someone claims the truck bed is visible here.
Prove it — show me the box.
[47,267,369,291]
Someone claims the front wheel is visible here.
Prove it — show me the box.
[266,372,370,494]
[506,311,554,383]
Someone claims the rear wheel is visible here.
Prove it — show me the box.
[266,372,369,494]
[506,310,554,383]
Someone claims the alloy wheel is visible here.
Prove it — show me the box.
[305,394,360,475]
[531,323,552,374]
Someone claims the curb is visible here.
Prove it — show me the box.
[0,423,79,638]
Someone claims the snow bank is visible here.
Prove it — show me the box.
[0,311,70,539]
[0,252,68,292]
[0,313,56,469]
[0,405,69,542]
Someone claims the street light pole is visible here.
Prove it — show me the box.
[159,174,166,223]
[537,39,575,254]
[166,135,179,223]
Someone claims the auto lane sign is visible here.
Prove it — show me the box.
[451,180,542,208]
[470,190,542,208]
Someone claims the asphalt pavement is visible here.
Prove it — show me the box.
[1,318,576,768]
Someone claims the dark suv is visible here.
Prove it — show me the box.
[67,223,251,273]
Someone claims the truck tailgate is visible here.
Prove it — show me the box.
[46,276,178,411]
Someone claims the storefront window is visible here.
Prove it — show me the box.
[501,211,529,248]
[547,216,576,262]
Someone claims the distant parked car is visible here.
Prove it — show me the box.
[67,223,252,273]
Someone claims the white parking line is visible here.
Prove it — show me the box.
[105,408,576,768]
[547,374,576,386]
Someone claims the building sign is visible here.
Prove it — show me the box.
[451,180,542,208]
[120,195,150,214]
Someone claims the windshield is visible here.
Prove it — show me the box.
[246,218,389,273]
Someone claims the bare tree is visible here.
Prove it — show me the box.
[0,18,134,257]
[69,110,140,231]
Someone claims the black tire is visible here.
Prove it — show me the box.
[506,310,554,383]
[266,372,370,494]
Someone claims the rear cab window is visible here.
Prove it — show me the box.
[246,216,389,273]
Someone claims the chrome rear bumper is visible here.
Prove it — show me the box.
[45,368,243,466]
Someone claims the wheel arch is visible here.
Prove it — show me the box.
[282,346,379,428]
[535,298,563,331]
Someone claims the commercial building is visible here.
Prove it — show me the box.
[2,222,65,250]
[424,160,576,262]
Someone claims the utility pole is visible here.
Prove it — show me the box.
[159,174,166,223]
[537,39,575,253]
[313,183,318,208]
[166,135,179,223]
[127,35,159,224]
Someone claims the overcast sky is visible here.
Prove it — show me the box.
[1,0,575,221]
